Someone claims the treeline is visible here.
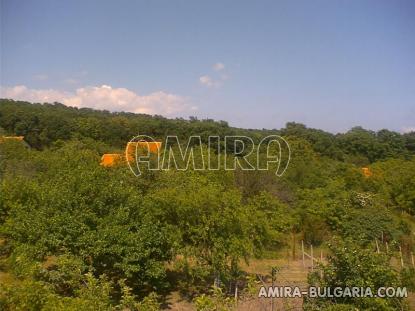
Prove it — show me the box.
[1,99,414,164]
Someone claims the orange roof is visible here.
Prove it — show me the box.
[100,141,162,167]
[0,136,25,143]
[125,141,162,161]
[100,153,124,167]
[361,167,372,177]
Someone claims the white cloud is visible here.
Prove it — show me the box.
[199,63,229,88]
[199,75,221,88]
[1,85,73,103]
[213,62,225,71]
[402,127,415,133]
[0,85,196,116]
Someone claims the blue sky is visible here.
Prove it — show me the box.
[1,0,414,133]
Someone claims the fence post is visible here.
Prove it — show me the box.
[311,244,314,272]
[375,240,380,254]
[302,240,305,268]
[399,246,404,267]
[234,285,238,306]
[411,253,414,268]
[292,232,296,260]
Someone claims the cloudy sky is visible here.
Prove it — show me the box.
[1,0,414,133]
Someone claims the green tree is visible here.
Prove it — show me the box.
[305,238,407,311]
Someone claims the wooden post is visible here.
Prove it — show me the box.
[375,240,380,254]
[302,240,305,268]
[386,242,389,252]
[399,246,404,267]
[234,285,238,305]
[292,232,296,260]
[311,244,314,272]
[411,253,414,268]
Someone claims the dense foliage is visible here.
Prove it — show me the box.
[0,99,414,310]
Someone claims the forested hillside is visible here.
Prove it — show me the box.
[1,99,414,162]
[1,99,415,310]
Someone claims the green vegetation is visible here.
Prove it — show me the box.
[0,99,414,310]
